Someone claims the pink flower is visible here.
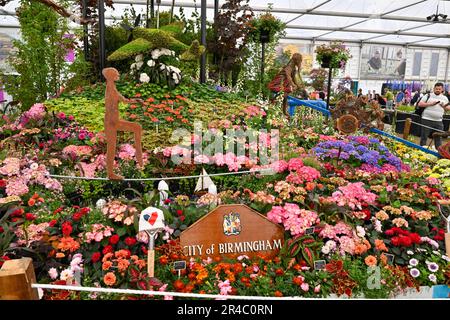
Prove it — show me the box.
[288,158,304,171]
[301,283,309,291]
[118,144,136,161]
[48,268,58,280]
[218,280,232,295]
[270,160,288,173]
[58,112,66,119]
[314,285,321,293]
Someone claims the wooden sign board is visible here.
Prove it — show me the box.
[180,204,284,260]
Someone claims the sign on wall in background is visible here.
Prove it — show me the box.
[0,33,15,75]
[360,44,406,80]
[180,204,285,260]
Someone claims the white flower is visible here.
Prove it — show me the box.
[428,274,437,283]
[321,246,330,254]
[409,258,418,266]
[60,268,74,281]
[170,50,175,56]
[409,268,420,278]
[136,61,144,69]
[30,162,38,170]
[48,268,58,280]
[130,63,136,70]
[140,73,150,83]
[147,59,155,67]
[96,199,106,209]
[151,49,161,60]
[172,72,179,80]
[135,54,143,62]
[374,219,382,233]
[171,66,181,74]
[174,79,179,84]
[160,64,166,71]
[442,255,450,262]
[407,250,414,255]
[356,226,365,238]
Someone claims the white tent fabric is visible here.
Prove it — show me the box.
[1,0,450,47]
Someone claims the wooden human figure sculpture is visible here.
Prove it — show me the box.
[103,67,143,180]
[268,53,303,116]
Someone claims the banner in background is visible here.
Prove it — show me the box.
[276,43,313,76]
[360,44,406,80]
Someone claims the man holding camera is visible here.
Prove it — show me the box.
[418,82,450,148]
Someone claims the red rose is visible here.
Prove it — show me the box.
[164,199,171,204]
[409,233,421,244]
[176,210,183,216]
[385,229,395,237]
[0,226,4,233]
[80,207,90,214]
[124,237,137,246]
[91,252,101,263]
[391,236,400,246]
[25,213,36,221]
[109,234,120,245]
[102,245,113,255]
[399,235,412,247]
[72,212,83,221]
[0,180,6,188]
[61,221,72,236]
[48,219,57,227]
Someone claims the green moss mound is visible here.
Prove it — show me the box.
[107,38,152,61]
[133,27,189,53]
[180,40,205,61]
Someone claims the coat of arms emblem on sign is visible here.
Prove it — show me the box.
[223,212,242,236]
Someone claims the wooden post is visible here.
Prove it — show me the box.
[0,258,39,300]
[403,117,412,140]
[446,233,450,259]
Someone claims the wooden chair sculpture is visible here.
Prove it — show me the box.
[103,67,143,180]
[331,95,385,134]
[433,132,450,159]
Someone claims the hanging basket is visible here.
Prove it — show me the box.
[259,29,271,43]
[320,55,332,68]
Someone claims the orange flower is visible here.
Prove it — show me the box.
[134,259,146,269]
[103,272,116,286]
[57,237,80,252]
[364,255,377,267]
[380,254,388,265]
[305,182,315,191]
[375,239,388,252]
[102,253,114,263]
[115,250,130,259]
[274,290,283,297]
[56,252,65,258]
[102,261,113,270]
[28,198,36,206]
[117,259,130,272]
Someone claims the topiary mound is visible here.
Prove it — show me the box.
[107,38,153,61]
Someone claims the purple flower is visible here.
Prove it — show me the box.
[410,268,420,278]
[427,262,439,272]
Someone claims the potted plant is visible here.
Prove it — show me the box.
[248,11,286,44]
[315,41,352,69]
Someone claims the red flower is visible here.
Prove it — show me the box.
[109,234,120,245]
[159,256,169,265]
[362,209,371,220]
[0,255,11,268]
[53,207,63,215]
[48,219,57,227]
[72,212,83,221]
[164,199,171,204]
[293,277,303,286]
[0,180,6,188]
[125,237,137,246]
[91,252,101,263]
[25,213,36,221]
[80,207,90,214]
[274,290,283,297]
[11,209,24,217]
[179,216,185,222]
[409,233,421,244]
[275,268,284,276]
[399,235,412,247]
[391,236,400,246]
[176,210,183,216]
[0,226,3,233]
[102,245,113,255]
[173,279,185,291]
[61,221,72,236]
[385,229,395,237]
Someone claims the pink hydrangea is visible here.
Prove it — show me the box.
[6,177,29,196]
[79,162,97,178]
[0,158,21,176]
[118,144,136,160]
[267,206,285,224]
[288,158,304,171]
[329,182,377,210]
[62,145,93,159]
[270,160,288,173]
[21,103,46,124]
[266,203,319,236]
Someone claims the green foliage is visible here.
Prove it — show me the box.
[45,97,126,132]
[1,0,70,110]
[65,53,94,91]
[180,40,205,61]
[107,38,152,61]
[160,22,185,37]
[132,28,188,53]
[248,9,286,44]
